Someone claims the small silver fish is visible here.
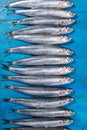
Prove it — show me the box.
[3,65,74,75]
[5,45,73,56]
[4,118,73,127]
[5,85,73,97]
[12,17,75,26]
[5,75,74,86]
[11,56,73,66]
[4,97,73,108]
[13,9,76,18]
[8,26,73,35]
[12,108,75,117]
[11,35,71,45]
[6,1,73,9]
[5,127,71,130]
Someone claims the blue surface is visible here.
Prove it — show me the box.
[0,0,87,129]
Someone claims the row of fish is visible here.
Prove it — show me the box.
[4,0,76,129]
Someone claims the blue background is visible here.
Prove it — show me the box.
[0,0,87,129]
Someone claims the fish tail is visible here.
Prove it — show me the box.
[4,85,11,89]
[12,21,17,26]
[4,49,11,56]
[2,64,10,71]
[11,108,16,113]
[3,98,10,102]
[3,119,10,124]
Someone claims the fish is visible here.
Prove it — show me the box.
[5,45,73,56]
[13,9,76,18]
[5,127,71,130]
[8,26,73,35]
[12,17,75,26]
[5,85,73,97]
[4,75,74,86]
[12,108,75,117]
[11,56,73,66]
[4,97,73,108]
[3,65,74,75]
[4,118,73,127]
[6,1,73,9]
[10,35,71,45]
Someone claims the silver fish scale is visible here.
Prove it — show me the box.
[5,0,75,129]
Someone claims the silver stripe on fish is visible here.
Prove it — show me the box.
[8,26,73,35]
[12,17,75,26]
[5,45,73,56]
[6,1,73,9]
[13,9,76,18]
[5,127,71,130]
[11,56,73,66]
[3,65,74,75]
[5,85,73,97]
[4,118,73,127]
[11,35,71,45]
[5,75,74,86]
[4,97,73,108]
[12,108,75,117]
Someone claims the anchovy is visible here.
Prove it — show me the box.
[13,9,76,18]
[4,97,73,108]
[5,85,73,97]
[12,108,75,117]
[5,127,71,130]
[11,56,73,66]
[3,65,74,75]
[12,17,75,26]
[5,75,74,86]
[6,1,73,9]
[8,26,73,35]
[5,45,73,56]
[4,118,73,127]
[11,35,71,45]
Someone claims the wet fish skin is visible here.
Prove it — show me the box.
[4,97,73,108]
[4,117,73,127]
[8,26,73,35]
[5,45,73,56]
[12,17,75,26]
[5,85,73,97]
[6,1,73,9]
[13,9,76,18]
[11,35,71,45]
[12,108,75,117]
[5,75,74,86]
[4,65,74,76]
[12,56,73,66]
[5,127,71,130]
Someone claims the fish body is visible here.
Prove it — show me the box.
[7,1,73,9]
[8,26,73,35]
[4,118,73,127]
[13,17,75,26]
[11,35,71,45]
[6,45,73,56]
[5,127,71,130]
[5,97,73,108]
[6,85,73,97]
[4,65,74,75]
[6,75,74,86]
[13,108,75,117]
[13,9,76,18]
[12,56,73,66]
